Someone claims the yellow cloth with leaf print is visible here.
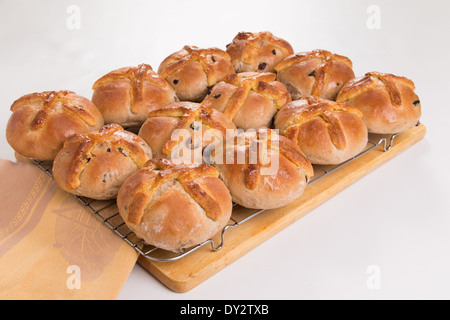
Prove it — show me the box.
[0,159,138,300]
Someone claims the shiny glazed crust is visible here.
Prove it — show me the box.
[201,72,291,130]
[336,71,422,134]
[226,31,294,73]
[92,63,178,127]
[274,49,355,101]
[275,96,368,165]
[138,101,236,161]
[213,129,314,209]
[158,46,235,102]
[52,123,152,200]
[6,90,104,161]
[116,159,232,252]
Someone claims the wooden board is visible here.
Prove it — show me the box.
[137,124,426,293]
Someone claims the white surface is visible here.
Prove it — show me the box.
[0,0,449,300]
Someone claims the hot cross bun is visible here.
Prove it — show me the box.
[138,101,236,162]
[212,129,314,209]
[226,31,294,73]
[52,123,152,200]
[6,90,104,161]
[336,72,422,134]
[117,158,233,252]
[275,97,368,165]
[274,49,355,101]
[158,45,235,102]
[91,63,177,128]
[202,72,291,130]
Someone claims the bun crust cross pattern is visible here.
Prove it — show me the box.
[138,102,236,160]
[124,159,223,225]
[202,72,291,130]
[158,46,235,102]
[92,63,177,127]
[6,90,104,161]
[275,49,355,101]
[336,71,421,134]
[275,96,368,165]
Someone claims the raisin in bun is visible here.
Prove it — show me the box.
[158,45,235,102]
[52,123,152,200]
[117,159,233,252]
[212,129,314,209]
[6,90,104,161]
[201,72,291,130]
[336,72,421,134]
[275,96,368,165]
[91,63,177,128]
[226,31,294,73]
[274,49,355,101]
[138,101,236,162]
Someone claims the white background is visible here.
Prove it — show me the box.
[0,0,449,300]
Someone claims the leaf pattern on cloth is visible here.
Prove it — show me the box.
[0,171,53,258]
[53,192,122,282]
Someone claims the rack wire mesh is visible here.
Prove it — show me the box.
[33,128,407,262]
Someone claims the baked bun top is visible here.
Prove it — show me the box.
[138,101,236,161]
[336,71,421,133]
[91,63,177,128]
[213,129,314,209]
[158,45,235,102]
[274,49,355,100]
[120,158,228,225]
[202,72,291,130]
[52,123,152,199]
[6,90,104,161]
[117,158,233,252]
[226,31,294,73]
[275,96,368,165]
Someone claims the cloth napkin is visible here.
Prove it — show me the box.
[0,159,139,300]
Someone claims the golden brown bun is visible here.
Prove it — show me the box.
[336,72,422,134]
[52,123,152,200]
[201,72,291,130]
[275,97,368,165]
[6,90,104,161]
[213,129,314,209]
[158,46,235,102]
[91,63,177,128]
[138,101,236,162]
[275,49,355,101]
[117,159,232,252]
[226,31,294,73]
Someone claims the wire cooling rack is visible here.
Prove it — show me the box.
[33,128,407,262]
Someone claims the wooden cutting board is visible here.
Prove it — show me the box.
[137,123,426,293]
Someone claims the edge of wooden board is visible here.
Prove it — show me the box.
[137,124,427,293]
